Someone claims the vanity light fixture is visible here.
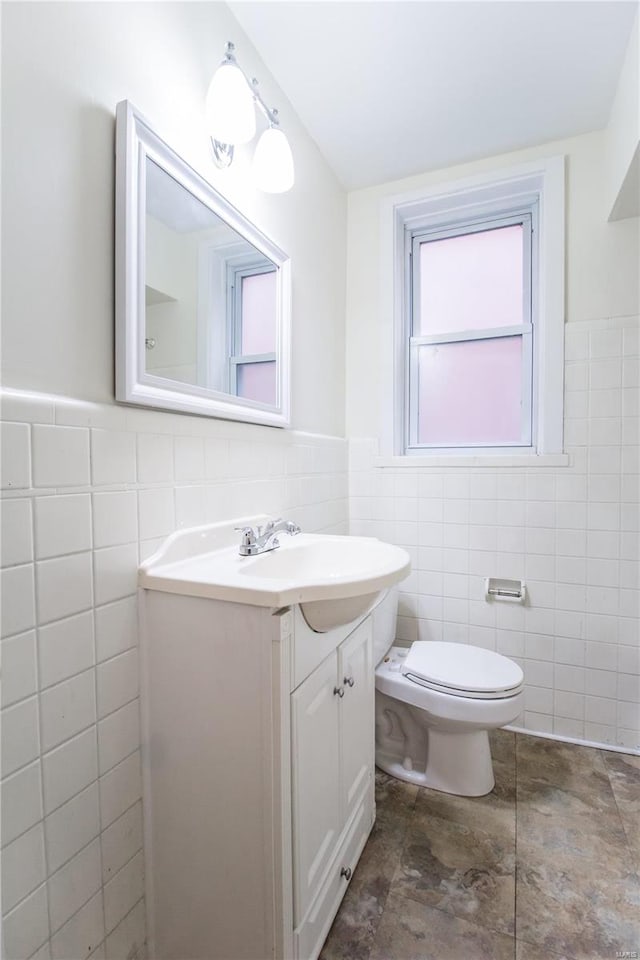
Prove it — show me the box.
[206,41,295,193]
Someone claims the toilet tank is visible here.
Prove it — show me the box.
[371,585,399,665]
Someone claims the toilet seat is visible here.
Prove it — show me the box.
[402,641,523,700]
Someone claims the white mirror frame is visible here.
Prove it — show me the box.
[115,100,291,427]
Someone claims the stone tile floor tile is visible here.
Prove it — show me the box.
[320,732,640,960]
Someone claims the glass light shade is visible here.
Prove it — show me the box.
[253,127,295,193]
[205,61,256,145]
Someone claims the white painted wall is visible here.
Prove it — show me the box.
[1,1,346,437]
[605,11,639,220]
[346,131,640,752]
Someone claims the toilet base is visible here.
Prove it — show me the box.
[376,728,495,797]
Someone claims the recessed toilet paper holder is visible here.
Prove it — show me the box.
[484,577,526,603]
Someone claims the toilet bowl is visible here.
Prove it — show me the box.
[371,588,524,797]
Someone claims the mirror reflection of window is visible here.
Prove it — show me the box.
[230,267,277,406]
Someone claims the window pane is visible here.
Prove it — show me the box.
[418,224,523,336]
[241,271,277,354]
[417,337,524,445]
[237,361,276,406]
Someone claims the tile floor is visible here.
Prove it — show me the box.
[320,732,640,960]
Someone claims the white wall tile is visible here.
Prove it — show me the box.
[0,397,352,957]
[93,544,137,606]
[2,823,46,912]
[590,358,621,390]
[586,640,615,670]
[553,716,585,739]
[2,695,40,777]
[29,939,52,960]
[2,883,49,960]
[554,690,584,721]
[617,672,640,703]
[36,552,93,624]
[175,484,207,529]
[34,495,92,560]
[32,426,90,488]
[174,436,205,481]
[48,838,101,934]
[2,760,43,846]
[92,492,137,549]
[99,752,142,828]
[1,563,35,638]
[103,851,144,934]
[618,644,640,675]
[1,422,31,489]
[585,695,617,726]
[94,597,137,663]
[98,700,140,775]
[42,728,98,815]
[590,328,622,359]
[40,670,96,753]
[50,890,104,960]
[97,650,138,719]
[100,802,143,884]
[45,783,100,874]
[136,433,173,483]
[137,488,175,540]
[554,664,585,693]
[38,611,95,690]
[90,430,136,486]
[105,897,145,960]
[623,356,640,388]
[1,629,38,706]
[204,438,229,480]
[1,498,33,566]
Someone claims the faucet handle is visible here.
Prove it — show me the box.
[263,518,283,533]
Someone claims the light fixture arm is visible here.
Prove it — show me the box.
[249,78,280,129]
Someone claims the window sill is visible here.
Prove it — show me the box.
[374,453,570,469]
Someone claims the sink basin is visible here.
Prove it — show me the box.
[139,516,410,631]
[238,536,406,582]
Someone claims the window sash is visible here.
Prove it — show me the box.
[406,211,534,451]
[228,353,276,395]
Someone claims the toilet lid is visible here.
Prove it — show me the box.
[402,642,523,699]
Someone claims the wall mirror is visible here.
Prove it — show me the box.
[115,101,291,426]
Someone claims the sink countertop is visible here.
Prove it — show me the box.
[139,518,411,608]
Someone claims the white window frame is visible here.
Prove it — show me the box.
[379,156,566,463]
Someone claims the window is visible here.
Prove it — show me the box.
[408,213,534,451]
[228,264,277,406]
[382,157,565,460]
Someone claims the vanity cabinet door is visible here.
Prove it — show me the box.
[291,652,341,926]
[337,618,374,827]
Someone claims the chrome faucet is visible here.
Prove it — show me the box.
[236,518,301,556]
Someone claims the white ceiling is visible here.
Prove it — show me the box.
[229,1,638,190]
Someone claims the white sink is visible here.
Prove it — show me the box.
[139,516,410,631]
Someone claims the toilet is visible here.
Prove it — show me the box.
[371,587,524,797]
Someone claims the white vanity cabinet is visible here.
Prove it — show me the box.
[139,588,375,960]
[291,616,374,958]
